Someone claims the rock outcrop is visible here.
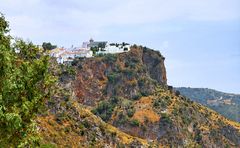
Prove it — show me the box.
[74,46,167,106]
[38,46,240,147]
[142,47,167,85]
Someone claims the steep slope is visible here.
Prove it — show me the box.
[74,46,167,106]
[71,46,240,147]
[39,46,240,147]
[38,60,154,147]
[175,87,240,122]
[38,103,151,147]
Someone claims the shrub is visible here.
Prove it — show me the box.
[132,93,142,100]
[138,78,145,88]
[168,85,173,91]
[160,113,172,124]
[125,57,140,69]
[122,69,135,79]
[78,64,83,70]
[103,54,117,63]
[129,62,136,69]
[96,53,104,57]
[182,114,191,125]
[131,57,140,63]
[172,108,178,116]
[82,120,91,128]
[130,119,140,127]
[127,108,135,117]
[141,91,150,97]
[107,72,119,83]
[64,66,76,75]
[175,90,181,96]
[71,59,78,66]
[143,46,148,52]
[132,44,138,48]
[90,47,99,55]
[116,112,128,125]
[153,100,160,107]
[92,98,119,121]
[92,101,114,121]
[195,130,202,143]
[153,99,167,109]
[110,97,119,104]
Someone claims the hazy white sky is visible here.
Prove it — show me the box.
[1,0,240,93]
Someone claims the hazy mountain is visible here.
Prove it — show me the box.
[175,87,240,122]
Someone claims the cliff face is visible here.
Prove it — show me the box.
[74,47,167,106]
[142,47,167,85]
[38,46,240,147]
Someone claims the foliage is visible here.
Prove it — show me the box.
[175,90,180,96]
[132,93,142,100]
[153,99,167,109]
[138,78,145,88]
[132,44,138,48]
[143,46,148,52]
[125,60,136,69]
[116,111,128,125]
[160,113,172,124]
[127,108,135,118]
[103,54,117,63]
[122,69,135,79]
[65,65,76,75]
[130,119,140,127]
[95,53,104,57]
[195,130,202,144]
[90,47,99,55]
[0,14,56,147]
[107,72,120,83]
[98,42,106,49]
[42,42,57,51]
[92,98,119,121]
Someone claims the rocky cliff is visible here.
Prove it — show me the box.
[38,46,240,147]
[74,47,167,106]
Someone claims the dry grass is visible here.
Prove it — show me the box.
[132,96,160,123]
[133,109,160,123]
[37,115,84,147]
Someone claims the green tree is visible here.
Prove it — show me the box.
[0,13,56,147]
[42,42,57,51]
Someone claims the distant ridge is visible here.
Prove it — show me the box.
[175,87,240,122]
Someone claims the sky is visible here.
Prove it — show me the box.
[1,0,240,93]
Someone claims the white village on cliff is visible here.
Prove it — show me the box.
[49,39,131,64]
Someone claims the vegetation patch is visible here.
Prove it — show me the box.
[92,98,119,121]
[133,109,160,124]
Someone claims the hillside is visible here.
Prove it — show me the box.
[38,46,240,147]
[1,13,239,147]
[175,87,240,122]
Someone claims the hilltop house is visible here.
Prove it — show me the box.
[96,42,130,54]
[86,39,131,55]
[49,39,131,64]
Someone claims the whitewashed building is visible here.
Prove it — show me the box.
[96,43,130,54]
[85,39,131,55]
[49,47,93,64]
[49,39,131,64]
